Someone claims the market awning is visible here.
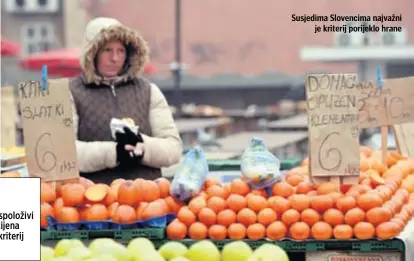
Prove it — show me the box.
[20,48,80,70]
[19,48,156,77]
[1,39,20,57]
[19,48,81,77]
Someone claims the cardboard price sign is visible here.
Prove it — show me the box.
[305,74,360,181]
[383,77,414,124]
[1,86,17,148]
[358,77,414,128]
[18,79,79,181]
[393,123,414,156]
[357,81,387,129]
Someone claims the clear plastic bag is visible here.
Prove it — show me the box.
[170,147,209,201]
[241,137,281,189]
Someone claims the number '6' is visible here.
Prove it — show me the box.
[318,132,342,172]
[35,133,57,172]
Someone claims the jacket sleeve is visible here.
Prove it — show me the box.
[70,92,118,173]
[141,83,183,168]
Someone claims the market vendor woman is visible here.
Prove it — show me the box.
[69,17,182,184]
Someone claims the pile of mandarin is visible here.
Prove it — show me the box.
[41,177,183,227]
[166,147,414,241]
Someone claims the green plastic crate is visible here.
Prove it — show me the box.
[41,228,165,242]
[277,239,404,253]
[41,231,56,242]
[207,158,302,172]
[114,228,165,240]
[351,239,405,252]
[155,239,404,253]
[41,236,405,254]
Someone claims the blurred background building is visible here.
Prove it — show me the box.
[1,0,410,153]
[2,0,413,99]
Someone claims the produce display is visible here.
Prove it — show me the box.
[1,146,26,178]
[40,146,414,242]
[41,238,289,261]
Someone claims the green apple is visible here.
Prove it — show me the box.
[171,257,191,261]
[131,251,165,261]
[88,238,117,252]
[67,247,92,261]
[251,244,289,261]
[51,257,75,261]
[186,240,220,261]
[41,246,55,261]
[71,240,86,248]
[105,245,130,261]
[222,241,253,261]
[83,259,99,261]
[158,241,188,260]
[246,256,259,261]
[54,239,72,256]
[127,237,156,256]
[89,239,130,261]
[54,239,84,257]
[90,254,117,261]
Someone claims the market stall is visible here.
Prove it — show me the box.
[176,117,235,147]
[223,109,279,132]
[0,149,26,175]
[214,131,309,159]
[267,114,308,131]
[161,152,241,179]
[4,72,414,261]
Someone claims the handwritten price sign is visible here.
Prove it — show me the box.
[18,79,79,181]
[357,77,414,157]
[385,77,414,157]
[305,74,360,178]
[358,77,414,128]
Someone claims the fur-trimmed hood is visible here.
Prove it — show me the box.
[80,17,149,84]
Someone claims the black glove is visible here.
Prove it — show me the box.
[115,127,144,166]
[116,142,137,167]
[116,127,143,146]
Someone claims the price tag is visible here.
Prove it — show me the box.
[357,81,388,128]
[305,74,360,178]
[17,79,79,181]
[1,86,17,148]
[383,77,414,124]
[393,123,414,156]
[358,77,414,128]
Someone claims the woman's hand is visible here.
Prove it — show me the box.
[125,143,145,157]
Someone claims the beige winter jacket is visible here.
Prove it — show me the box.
[71,17,182,173]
